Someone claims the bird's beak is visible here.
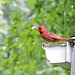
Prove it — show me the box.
[36,28,39,31]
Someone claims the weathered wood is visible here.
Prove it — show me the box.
[71,45,75,75]
[42,43,72,70]
[42,36,75,72]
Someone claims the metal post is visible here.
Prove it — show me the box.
[71,36,75,75]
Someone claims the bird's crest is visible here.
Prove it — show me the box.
[39,25,45,28]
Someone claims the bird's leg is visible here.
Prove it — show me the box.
[43,42,52,46]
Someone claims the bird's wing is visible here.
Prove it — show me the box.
[46,29,59,38]
[45,34,63,42]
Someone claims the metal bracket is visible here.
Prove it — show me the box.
[70,36,75,48]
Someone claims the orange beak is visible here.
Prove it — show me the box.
[36,28,39,31]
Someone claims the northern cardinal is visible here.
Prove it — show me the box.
[36,25,70,44]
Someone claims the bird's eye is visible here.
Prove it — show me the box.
[39,28,42,30]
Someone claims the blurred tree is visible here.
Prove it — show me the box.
[0,2,9,43]
[0,0,74,75]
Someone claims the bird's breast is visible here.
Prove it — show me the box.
[40,34,50,42]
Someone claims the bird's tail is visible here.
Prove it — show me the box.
[62,38,72,42]
[57,38,70,42]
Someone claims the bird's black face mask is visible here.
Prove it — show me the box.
[39,28,43,34]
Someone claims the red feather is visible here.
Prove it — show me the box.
[36,25,70,43]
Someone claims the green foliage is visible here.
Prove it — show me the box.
[0,0,74,75]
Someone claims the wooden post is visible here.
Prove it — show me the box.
[71,36,75,75]
[42,36,75,72]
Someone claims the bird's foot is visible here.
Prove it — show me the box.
[43,43,52,46]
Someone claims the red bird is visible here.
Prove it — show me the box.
[36,25,70,44]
